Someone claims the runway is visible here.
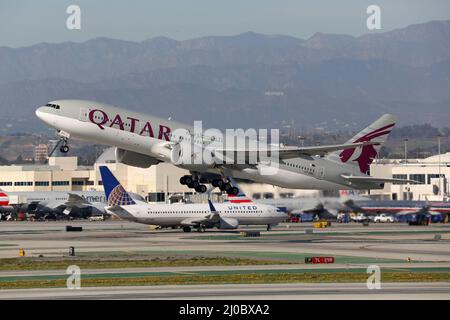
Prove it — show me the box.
[0,221,449,299]
[0,282,448,300]
[0,221,449,263]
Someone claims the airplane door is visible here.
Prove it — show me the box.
[79,108,90,122]
[315,167,325,179]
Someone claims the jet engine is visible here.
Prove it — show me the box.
[219,217,239,229]
[170,142,216,168]
[115,148,160,168]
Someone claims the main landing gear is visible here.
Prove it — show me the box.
[179,175,207,193]
[212,178,239,196]
[180,175,239,195]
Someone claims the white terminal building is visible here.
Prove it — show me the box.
[2,148,447,202]
[0,148,317,202]
[370,153,450,201]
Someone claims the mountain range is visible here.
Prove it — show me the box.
[0,20,449,132]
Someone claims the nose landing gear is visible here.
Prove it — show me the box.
[48,130,71,157]
[59,141,69,153]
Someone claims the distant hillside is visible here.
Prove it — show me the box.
[0,20,449,132]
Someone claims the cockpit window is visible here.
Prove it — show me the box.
[45,103,60,110]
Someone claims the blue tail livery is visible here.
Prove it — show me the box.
[99,166,136,206]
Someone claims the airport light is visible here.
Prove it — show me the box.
[438,135,442,199]
[403,138,409,165]
[298,136,305,147]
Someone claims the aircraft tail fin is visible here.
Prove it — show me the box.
[329,114,396,174]
[99,166,136,206]
[224,177,253,203]
[0,189,9,206]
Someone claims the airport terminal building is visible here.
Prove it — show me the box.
[370,153,450,201]
[0,148,316,203]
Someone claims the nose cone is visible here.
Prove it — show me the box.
[35,106,46,120]
[35,106,53,126]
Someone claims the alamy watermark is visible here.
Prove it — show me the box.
[366,5,381,30]
[66,5,81,30]
[66,265,81,289]
[169,121,280,176]
[366,265,381,289]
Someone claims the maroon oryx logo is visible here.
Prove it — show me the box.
[339,123,394,174]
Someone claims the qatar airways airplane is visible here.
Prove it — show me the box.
[36,100,413,194]
[99,166,287,232]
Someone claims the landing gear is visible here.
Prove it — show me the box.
[180,175,208,193]
[183,226,191,233]
[195,185,207,193]
[212,179,224,188]
[180,175,239,195]
[49,130,71,157]
[196,226,206,233]
[267,224,272,231]
[218,180,239,196]
[229,187,239,196]
[60,144,69,153]
[180,175,193,186]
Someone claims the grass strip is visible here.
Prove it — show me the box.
[0,272,448,289]
[0,256,291,271]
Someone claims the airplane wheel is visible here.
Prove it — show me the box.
[184,176,193,185]
[196,185,207,193]
[179,176,187,185]
[60,145,69,153]
[216,180,225,188]
[183,226,191,233]
[223,183,232,192]
[188,180,199,189]
[191,181,200,189]
[228,187,239,195]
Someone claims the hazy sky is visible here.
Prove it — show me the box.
[1,0,450,47]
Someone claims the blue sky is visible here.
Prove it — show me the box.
[1,0,450,47]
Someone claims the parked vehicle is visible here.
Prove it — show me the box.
[374,213,395,223]
[337,213,350,223]
[89,215,105,221]
[351,213,369,222]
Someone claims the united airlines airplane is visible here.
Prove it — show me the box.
[36,100,413,193]
[99,166,287,232]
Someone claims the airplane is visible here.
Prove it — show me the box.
[256,193,369,220]
[36,100,414,194]
[99,166,288,232]
[345,199,448,222]
[0,189,108,219]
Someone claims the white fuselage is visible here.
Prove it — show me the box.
[35,100,375,190]
[107,201,286,228]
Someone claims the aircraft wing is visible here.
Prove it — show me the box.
[66,193,91,205]
[216,141,378,161]
[45,193,102,215]
[395,210,419,216]
[341,175,418,184]
[428,211,443,216]
[105,205,138,221]
[277,141,379,159]
[180,212,220,226]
